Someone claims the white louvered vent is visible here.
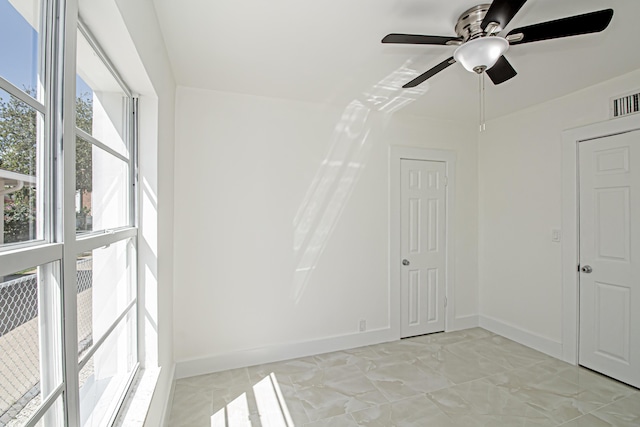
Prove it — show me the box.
[610,90,640,119]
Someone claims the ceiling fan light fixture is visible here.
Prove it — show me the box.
[454,37,510,73]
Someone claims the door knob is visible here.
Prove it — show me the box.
[581,265,593,273]
[402,259,410,266]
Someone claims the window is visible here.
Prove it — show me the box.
[76,240,137,426]
[0,262,63,426]
[0,0,45,248]
[75,27,132,235]
[0,88,42,245]
[0,0,138,425]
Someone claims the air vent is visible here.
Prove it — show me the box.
[610,90,640,119]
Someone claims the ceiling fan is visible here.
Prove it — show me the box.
[382,0,614,88]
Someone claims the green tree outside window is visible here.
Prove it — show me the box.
[0,90,93,242]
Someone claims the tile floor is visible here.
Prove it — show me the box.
[168,328,640,426]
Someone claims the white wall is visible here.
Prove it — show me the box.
[478,68,640,355]
[173,87,478,376]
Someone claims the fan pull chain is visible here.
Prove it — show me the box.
[479,71,486,132]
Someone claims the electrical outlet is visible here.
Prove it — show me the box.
[359,319,366,332]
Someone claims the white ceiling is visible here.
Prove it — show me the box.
[152,0,640,121]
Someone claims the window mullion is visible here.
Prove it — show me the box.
[131,97,139,230]
[78,300,136,370]
[0,76,46,113]
[23,384,64,427]
[74,227,138,253]
[0,243,62,276]
[75,127,130,163]
[58,0,82,425]
[77,19,133,98]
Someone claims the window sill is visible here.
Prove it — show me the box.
[114,367,161,427]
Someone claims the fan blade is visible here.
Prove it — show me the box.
[486,56,517,85]
[402,57,456,88]
[382,34,462,45]
[507,9,613,45]
[481,0,528,31]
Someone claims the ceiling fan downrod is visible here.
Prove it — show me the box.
[479,71,486,132]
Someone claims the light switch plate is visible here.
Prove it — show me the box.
[552,229,561,243]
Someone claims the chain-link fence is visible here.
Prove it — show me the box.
[0,259,93,426]
[0,274,40,427]
[77,258,93,358]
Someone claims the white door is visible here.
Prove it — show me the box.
[578,130,640,388]
[400,159,446,338]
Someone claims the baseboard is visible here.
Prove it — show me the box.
[175,327,396,379]
[159,363,176,427]
[450,315,479,331]
[479,315,563,359]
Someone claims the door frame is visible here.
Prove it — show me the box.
[390,146,456,339]
[561,113,640,364]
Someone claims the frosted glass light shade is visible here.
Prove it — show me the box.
[454,37,509,73]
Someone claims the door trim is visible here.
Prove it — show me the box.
[561,114,640,364]
[390,146,456,339]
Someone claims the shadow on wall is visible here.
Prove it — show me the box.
[291,59,430,304]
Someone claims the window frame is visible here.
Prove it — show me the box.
[61,12,140,427]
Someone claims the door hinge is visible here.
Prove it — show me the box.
[444,177,449,186]
[444,296,448,307]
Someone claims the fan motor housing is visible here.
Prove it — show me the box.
[455,4,491,41]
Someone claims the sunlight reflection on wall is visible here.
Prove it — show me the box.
[292,60,430,304]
